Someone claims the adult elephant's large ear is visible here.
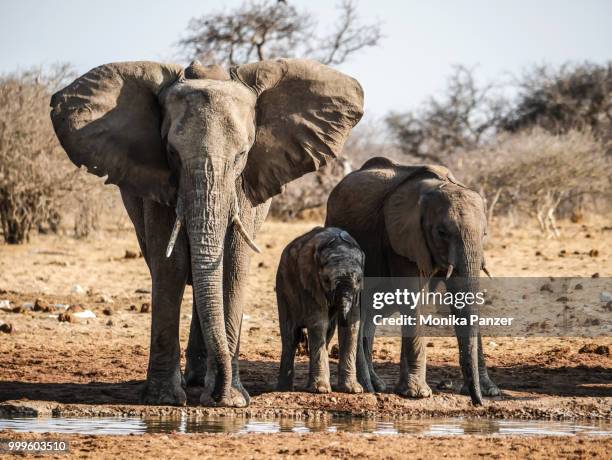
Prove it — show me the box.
[50,61,183,206]
[231,59,364,205]
[384,179,434,278]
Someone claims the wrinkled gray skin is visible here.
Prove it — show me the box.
[122,78,266,407]
[276,227,364,394]
[326,157,500,405]
[50,59,363,407]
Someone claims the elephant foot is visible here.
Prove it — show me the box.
[140,374,187,406]
[276,380,294,392]
[184,365,205,387]
[233,380,251,405]
[395,375,432,399]
[307,380,332,394]
[461,375,500,397]
[370,371,387,393]
[199,386,248,408]
[336,379,363,394]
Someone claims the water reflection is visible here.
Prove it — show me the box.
[0,416,610,437]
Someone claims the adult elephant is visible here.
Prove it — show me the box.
[325,157,499,405]
[50,59,363,407]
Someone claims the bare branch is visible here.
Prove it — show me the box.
[178,0,381,67]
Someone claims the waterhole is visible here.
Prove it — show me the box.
[0,416,611,436]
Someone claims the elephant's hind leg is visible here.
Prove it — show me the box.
[139,200,189,406]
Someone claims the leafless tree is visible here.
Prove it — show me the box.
[454,129,610,236]
[386,65,507,164]
[0,65,101,244]
[178,0,381,66]
[500,62,612,140]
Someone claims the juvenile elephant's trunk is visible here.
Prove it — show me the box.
[333,277,355,325]
[183,160,232,403]
[447,241,483,406]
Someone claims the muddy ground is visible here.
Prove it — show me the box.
[0,215,610,458]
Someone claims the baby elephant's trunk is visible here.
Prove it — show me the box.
[333,277,356,326]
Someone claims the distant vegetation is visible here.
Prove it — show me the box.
[0,1,609,242]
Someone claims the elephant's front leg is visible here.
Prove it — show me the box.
[395,308,432,399]
[460,334,500,396]
[140,204,189,406]
[336,308,363,393]
[194,195,269,406]
[306,321,332,393]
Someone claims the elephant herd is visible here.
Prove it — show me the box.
[50,58,499,407]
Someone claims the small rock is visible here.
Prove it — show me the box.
[134,288,150,294]
[129,304,138,311]
[487,341,498,348]
[592,273,600,278]
[71,284,86,295]
[426,341,435,347]
[556,296,569,302]
[123,323,129,328]
[437,379,453,390]
[0,323,13,334]
[0,300,11,311]
[600,292,612,303]
[588,249,599,257]
[140,303,150,313]
[605,301,612,311]
[124,250,139,259]
[574,283,583,290]
[11,306,25,314]
[99,294,114,304]
[258,262,266,268]
[67,304,85,313]
[329,344,339,359]
[540,283,553,293]
[579,344,610,356]
[22,302,34,310]
[535,251,542,256]
[58,313,73,323]
[33,298,49,311]
[106,319,114,326]
[102,307,113,316]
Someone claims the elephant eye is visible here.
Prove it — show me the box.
[436,225,448,238]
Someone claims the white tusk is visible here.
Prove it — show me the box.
[482,266,492,278]
[446,264,454,280]
[165,216,182,258]
[233,214,261,253]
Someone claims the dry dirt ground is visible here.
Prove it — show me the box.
[0,214,610,458]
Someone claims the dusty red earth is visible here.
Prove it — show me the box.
[0,215,610,457]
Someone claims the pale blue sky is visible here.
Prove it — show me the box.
[1,0,610,116]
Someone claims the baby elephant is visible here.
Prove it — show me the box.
[276,227,364,394]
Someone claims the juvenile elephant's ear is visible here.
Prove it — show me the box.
[384,180,434,277]
[231,59,364,205]
[50,61,183,206]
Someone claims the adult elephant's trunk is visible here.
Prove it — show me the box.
[183,159,231,403]
[447,240,483,406]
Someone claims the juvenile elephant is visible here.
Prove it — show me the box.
[326,157,500,405]
[276,227,364,394]
[50,59,363,407]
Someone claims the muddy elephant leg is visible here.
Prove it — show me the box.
[337,307,363,394]
[356,302,378,392]
[395,328,432,399]
[460,334,500,396]
[138,200,189,406]
[306,321,332,393]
